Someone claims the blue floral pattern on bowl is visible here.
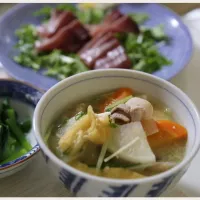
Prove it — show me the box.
[99,184,138,197]
[59,168,87,195]
[146,174,176,197]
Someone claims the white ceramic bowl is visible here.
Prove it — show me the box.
[0,79,43,178]
[34,69,200,197]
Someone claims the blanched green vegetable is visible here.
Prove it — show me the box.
[0,148,27,165]
[2,99,11,110]
[6,118,32,152]
[0,99,32,165]
[2,134,17,161]
[20,119,32,133]
[0,124,9,161]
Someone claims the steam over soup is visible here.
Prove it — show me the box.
[46,88,187,179]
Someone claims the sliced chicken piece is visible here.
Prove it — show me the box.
[111,104,130,116]
[110,113,130,125]
[110,104,131,125]
[126,97,154,121]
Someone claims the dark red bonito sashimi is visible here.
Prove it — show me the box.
[35,17,91,53]
[88,10,140,37]
[36,10,77,38]
[79,32,131,69]
[35,9,139,69]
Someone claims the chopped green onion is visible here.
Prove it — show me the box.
[105,95,132,112]
[75,111,86,121]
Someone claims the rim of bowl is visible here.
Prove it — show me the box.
[0,78,44,170]
[34,69,200,184]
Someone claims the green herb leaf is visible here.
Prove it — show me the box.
[34,4,107,25]
[105,95,132,112]
[77,7,106,24]
[117,23,172,74]
[128,13,149,24]
[56,4,77,13]
[33,6,52,19]
[109,117,118,128]
[13,24,88,80]
[75,111,86,121]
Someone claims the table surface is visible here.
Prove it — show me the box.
[0,3,200,197]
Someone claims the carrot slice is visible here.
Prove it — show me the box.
[112,88,133,100]
[99,88,133,112]
[147,120,187,149]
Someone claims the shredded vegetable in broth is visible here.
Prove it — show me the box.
[47,88,187,179]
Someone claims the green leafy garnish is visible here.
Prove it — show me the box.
[105,95,132,112]
[116,24,172,73]
[141,24,169,42]
[34,6,52,18]
[34,4,107,24]
[15,24,38,47]
[109,122,118,128]
[89,160,140,169]
[75,111,86,121]
[109,117,118,128]
[77,7,106,24]
[55,4,77,13]
[13,24,88,80]
[128,13,149,24]
[43,51,88,80]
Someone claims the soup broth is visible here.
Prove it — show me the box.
[47,88,187,179]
